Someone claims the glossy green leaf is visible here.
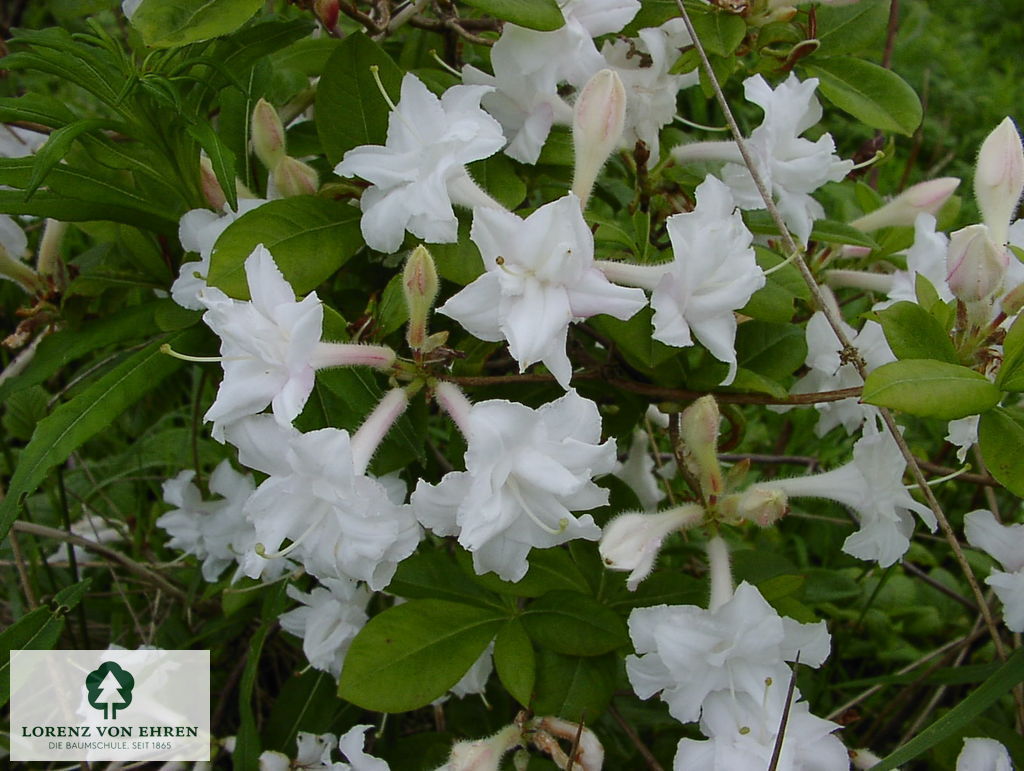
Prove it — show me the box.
[1,581,90,707]
[387,550,504,609]
[873,649,1024,770]
[996,313,1024,391]
[862,359,1000,420]
[735,322,808,381]
[25,119,118,200]
[0,328,204,541]
[744,211,878,249]
[459,546,593,598]
[316,33,403,165]
[874,301,958,363]
[494,619,535,706]
[467,154,526,209]
[815,0,888,56]
[132,0,264,48]
[978,408,1024,497]
[532,650,616,721]
[0,93,75,127]
[803,58,922,136]
[520,591,628,656]
[459,0,564,30]
[339,600,505,712]
[688,7,746,56]
[208,196,363,298]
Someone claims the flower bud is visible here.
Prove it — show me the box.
[314,0,340,29]
[403,244,440,350]
[572,69,626,208]
[850,177,960,232]
[270,156,319,198]
[679,395,723,500]
[599,505,704,590]
[975,117,1024,246]
[251,98,287,170]
[198,154,227,210]
[443,725,522,771]
[720,485,789,527]
[946,224,1009,303]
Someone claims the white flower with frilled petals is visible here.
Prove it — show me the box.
[439,194,646,388]
[758,427,935,567]
[956,738,1012,771]
[626,581,830,725]
[172,199,267,310]
[335,73,505,253]
[964,509,1024,632]
[226,414,420,590]
[199,245,323,440]
[260,725,389,771]
[278,578,371,678]
[412,389,616,582]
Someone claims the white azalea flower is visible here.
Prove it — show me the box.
[945,414,980,464]
[335,73,505,253]
[278,578,371,678]
[964,509,1024,631]
[46,513,123,567]
[439,194,646,388]
[157,460,292,582]
[599,505,703,590]
[674,689,848,771]
[260,726,389,771]
[601,19,698,164]
[412,387,616,582]
[172,199,268,310]
[882,212,954,306]
[673,74,853,244]
[611,429,666,511]
[759,427,935,567]
[597,175,764,384]
[956,738,1012,771]
[626,581,830,724]
[226,410,420,591]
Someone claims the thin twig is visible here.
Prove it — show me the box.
[673,0,1008,673]
[767,655,800,771]
[901,561,977,612]
[8,527,38,607]
[608,704,665,771]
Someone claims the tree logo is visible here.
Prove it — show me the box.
[85,661,135,719]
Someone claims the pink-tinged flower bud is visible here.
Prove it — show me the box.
[251,98,287,170]
[599,505,704,590]
[198,154,227,210]
[572,69,626,209]
[850,177,960,232]
[975,117,1024,246]
[314,0,339,29]
[403,244,439,350]
[946,224,1009,303]
[270,156,319,198]
[679,395,723,500]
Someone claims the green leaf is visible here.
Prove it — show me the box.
[25,119,120,200]
[132,0,264,48]
[459,547,593,598]
[339,600,505,713]
[735,322,807,381]
[815,0,888,56]
[2,387,50,441]
[688,7,746,56]
[0,94,75,128]
[872,649,1024,771]
[494,619,535,706]
[387,550,504,609]
[187,120,239,210]
[459,0,564,30]
[809,219,880,248]
[531,650,616,721]
[978,408,1024,497]
[263,671,348,754]
[996,313,1024,391]
[862,359,1000,420]
[0,328,204,541]
[802,58,922,136]
[316,33,403,166]
[1,580,91,707]
[208,197,363,298]
[520,591,628,656]
[874,301,959,363]
[467,154,526,209]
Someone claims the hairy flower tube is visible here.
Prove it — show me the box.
[225,397,420,590]
[197,245,395,440]
[850,177,960,232]
[412,384,616,582]
[335,73,506,253]
[599,504,704,590]
[597,175,764,384]
[438,193,646,388]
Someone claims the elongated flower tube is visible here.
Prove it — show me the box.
[599,504,704,590]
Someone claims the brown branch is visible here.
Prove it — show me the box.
[608,704,665,771]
